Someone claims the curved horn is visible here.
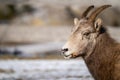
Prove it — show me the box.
[81,5,94,18]
[88,5,111,22]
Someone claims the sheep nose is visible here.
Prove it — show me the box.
[61,48,68,54]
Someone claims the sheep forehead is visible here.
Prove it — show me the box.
[74,23,94,34]
[76,19,93,29]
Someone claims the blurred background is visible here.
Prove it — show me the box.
[0,0,120,80]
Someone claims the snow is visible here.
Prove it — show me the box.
[0,59,94,80]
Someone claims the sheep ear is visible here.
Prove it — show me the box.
[94,18,102,32]
[74,18,79,25]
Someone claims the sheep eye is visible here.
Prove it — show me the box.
[83,32,91,39]
[83,32,90,36]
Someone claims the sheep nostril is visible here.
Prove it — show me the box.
[61,48,68,53]
[64,48,68,51]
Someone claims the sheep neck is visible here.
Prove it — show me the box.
[84,32,116,80]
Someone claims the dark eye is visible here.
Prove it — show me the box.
[83,32,90,39]
[83,32,90,36]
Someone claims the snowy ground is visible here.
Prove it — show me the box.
[0,59,94,80]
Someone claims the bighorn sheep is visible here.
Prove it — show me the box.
[62,5,120,80]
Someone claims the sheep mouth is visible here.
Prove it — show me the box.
[62,51,84,59]
[63,53,81,59]
[63,54,72,59]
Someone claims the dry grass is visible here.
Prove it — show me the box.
[0,54,64,60]
[0,55,17,59]
[0,69,14,73]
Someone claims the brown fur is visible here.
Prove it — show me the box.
[84,28,120,80]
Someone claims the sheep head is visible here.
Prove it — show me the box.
[62,5,111,59]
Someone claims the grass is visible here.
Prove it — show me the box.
[0,69,14,73]
[0,55,17,60]
[0,54,64,60]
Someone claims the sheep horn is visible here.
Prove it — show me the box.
[88,5,111,22]
[81,5,94,18]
